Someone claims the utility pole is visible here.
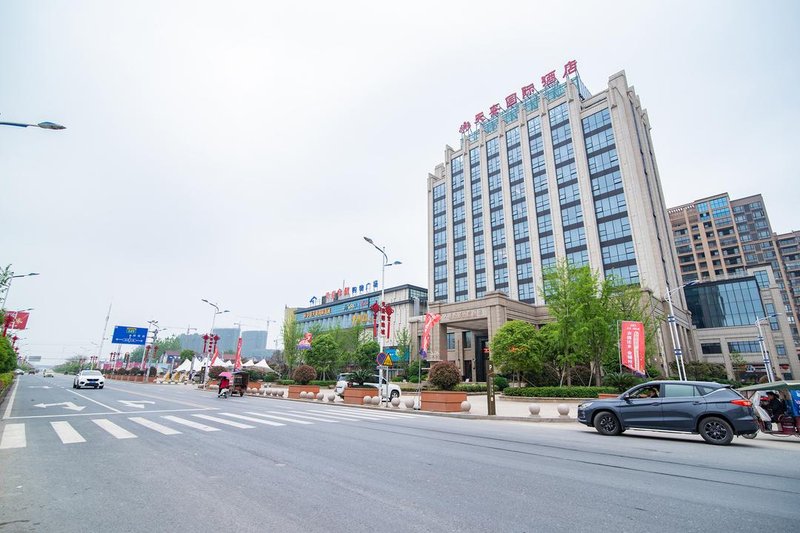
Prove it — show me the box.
[96,302,112,370]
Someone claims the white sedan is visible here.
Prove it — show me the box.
[73,370,105,389]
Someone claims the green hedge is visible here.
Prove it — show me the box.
[0,372,13,391]
[310,380,336,387]
[502,386,617,398]
[455,383,487,392]
[278,379,295,385]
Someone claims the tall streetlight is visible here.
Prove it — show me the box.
[363,236,401,399]
[665,280,697,381]
[201,299,228,385]
[1,272,40,311]
[755,313,780,383]
[0,120,65,130]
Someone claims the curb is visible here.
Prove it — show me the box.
[194,387,579,423]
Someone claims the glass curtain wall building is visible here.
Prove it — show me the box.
[426,70,688,373]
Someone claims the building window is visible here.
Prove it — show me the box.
[493,248,508,267]
[605,264,640,285]
[513,221,529,240]
[581,108,611,134]
[584,128,615,153]
[595,193,627,218]
[551,123,572,144]
[598,217,631,242]
[491,210,505,227]
[537,213,552,234]
[492,228,506,247]
[454,258,467,275]
[561,204,583,227]
[518,282,535,302]
[701,343,722,354]
[564,227,587,249]
[591,170,623,196]
[727,341,761,354]
[474,253,485,271]
[535,193,550,212]
[587,149,619,174]
[559,183,581,205]
[548,102,569,126]
[685,278,766,328]
[556,162,577,185]
[515,240,531,261]
[517,262,533,280]
[539,235,555,255]
[512,201,527,219]
[567,249,588,267]
[553,143,575,165]
[602,241,636,265]
[434,282,448,301]
[494,267,509,286]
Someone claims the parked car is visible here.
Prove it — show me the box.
[73,370,105,389]
[577,380,758,445]
[14,369,24,375]
[43,369,54,378]
[334,373,401,400]
[28,369,36,375]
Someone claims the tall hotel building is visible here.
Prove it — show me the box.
[423,70,688,380]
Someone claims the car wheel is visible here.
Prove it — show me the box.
[99,385,104,389]
[699,416,734,445]
[390,390,400,400]
[593,411,622,436]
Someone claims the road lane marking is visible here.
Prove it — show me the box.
[50,421,86,444]
[270,411,339,423]
[192,414,255,429]
[0,423,26,449]
[104,385,210,408]
[243,412,313,425]
[67,389,122,413]
[92,418,137,439]
[308,408,415,420]
[34,402,86,412]
[4,407,212,420]
[219,413,284,427]
[119,400,155,409]
[129,417,182,435]
[303,409,387,420]
[161,415,220,432]
[2,379,20,420]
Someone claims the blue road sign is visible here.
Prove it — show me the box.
[112,326,148,345]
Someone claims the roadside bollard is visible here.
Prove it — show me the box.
[403,398,415,409]
[316,392,324,401]
[460,401,471,413]
[371,396,381,406]
[391,397,401,408]
[557,404,570,418]
[528,404,541,418]
[326,393,335,402]
[363,396,372,405]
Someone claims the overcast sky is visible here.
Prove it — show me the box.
[2,1,798,364]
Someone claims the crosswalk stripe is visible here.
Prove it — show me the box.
[192,414,255,429]
[304,409,391,420]
[129,417,182,435]
[51,421,86,444]
[161,415,220,432]
[243,412,313,425]
[220,413,284,427]
[93,419,137,439]
[0,423,26,449]
[266,411,338,423]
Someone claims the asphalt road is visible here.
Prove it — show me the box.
[2,373,799,533]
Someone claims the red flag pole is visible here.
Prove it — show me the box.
[234,337,243,370]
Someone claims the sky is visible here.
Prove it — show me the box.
[2,1,799,364]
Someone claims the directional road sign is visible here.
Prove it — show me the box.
[112,326,148,345]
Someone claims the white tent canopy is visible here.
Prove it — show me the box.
[173,359,191,373]
[242,359,255,367]
[254,359,275,373]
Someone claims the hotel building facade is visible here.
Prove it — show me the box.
[422,70,690,380]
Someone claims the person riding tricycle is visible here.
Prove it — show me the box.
[738,380,800,438]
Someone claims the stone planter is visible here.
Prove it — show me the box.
[287,384,320,399]
[420,390,468,413]
[343,387,374,405]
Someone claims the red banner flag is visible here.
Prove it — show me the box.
[210,345,219,367]
[420,312,442,356]
[234,337,243,370]
[620,321,646,376]
[4,311,30,330]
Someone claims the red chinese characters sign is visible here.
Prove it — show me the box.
[620,321,646,376]
[458,59,579,133]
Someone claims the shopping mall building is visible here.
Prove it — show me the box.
[418,67,691,381]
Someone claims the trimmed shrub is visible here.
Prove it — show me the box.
[309,380,336,387]
[428,361,462,391]
[278,379,295,385]
[455,383,487,393]
[503,386,617,398]
[262,373,278,382]
[0,371,13,391]
[292,365,317,385]
[603,372,643,393]
[493,376,509,391]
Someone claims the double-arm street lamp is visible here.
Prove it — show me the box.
[755,313,780,383]
[665,280,698,381]
[363,236,401,399]
[201,299,229,384]
[1,272,40,311]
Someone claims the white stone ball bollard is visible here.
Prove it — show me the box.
[316,392,324,401]
[460,400,471,412]
[403,398,415,409]
[528,404,541,417]
[391,397,401,408]
[371,396,381,406]
[363,396,372,405]
[299,391,307,399]
[557,404,570,417]
[326,393,335,402]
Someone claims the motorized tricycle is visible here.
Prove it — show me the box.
[737,380,800,439]
[218,371,249,398]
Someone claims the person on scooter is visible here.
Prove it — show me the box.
[218,375,230,397]
[766,392,787,422]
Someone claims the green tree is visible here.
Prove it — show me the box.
[0,334,16,373]
[154,335,181,358]
[281,313,303,373]
[354,340,380,371]
[304,333,339,380]
[179,349,195,363]
[394,328,412,375]
[489,320,544,384]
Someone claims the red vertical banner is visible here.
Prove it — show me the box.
[234,337,243,370]
[620,321,646,376]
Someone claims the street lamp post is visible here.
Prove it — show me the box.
[363,236,401,402]
[0,120,65,130]
[201,299,229,385]
[1,272,40,311]
[665,281,697,382]
[755,314,780,383]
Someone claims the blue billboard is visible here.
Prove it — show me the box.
[112,326,148,345]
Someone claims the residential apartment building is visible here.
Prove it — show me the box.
[424,69,690,380]
[669,194,799,352]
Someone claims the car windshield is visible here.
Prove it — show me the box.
[84,371,102,376]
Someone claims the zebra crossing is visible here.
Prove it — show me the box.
[0,405,424,450]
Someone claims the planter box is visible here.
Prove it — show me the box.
[597,393,619,399]
[287,384,320,399]
[421,390,468,413]
[343,387,374,405]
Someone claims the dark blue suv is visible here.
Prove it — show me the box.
[577,380,758,445]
